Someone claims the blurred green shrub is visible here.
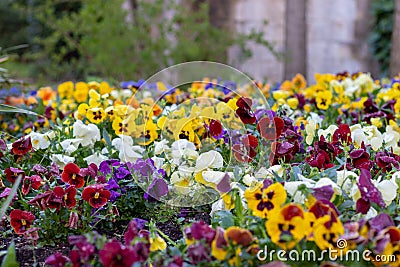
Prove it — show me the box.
[369,0,394,76]
[21,0,276,81]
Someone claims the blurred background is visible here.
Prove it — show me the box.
[0,0,399,85]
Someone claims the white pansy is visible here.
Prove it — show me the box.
[121,89,133,98]
[305,119,317,145]
[151,156,165,169]
[84,152,108,166]
[242,174,257,187]
[73,120,101,146]
[210,199,225,216]
[383,125,400,149]
[284,181,313,204]
[255,165,285,179]
[154,139,170,155]
[318,125,338,140]
[376,179,398,206]
[308,112,323,125]
[51,154,75,168]
[365,207,378,220]
[60,138,81,154]
[29,131,51,149]
[336,170,358,195]
[170,139,198,165]
[201,171,232,185]
[364,125,383,151]
[195,151,224,171]
[112,135,145,163]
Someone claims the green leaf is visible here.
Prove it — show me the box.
[0,175,22,219]
[1,242,19,267]
[103,127,112,146]
[0,104,43,118]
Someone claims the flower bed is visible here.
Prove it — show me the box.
[0,71,399,266]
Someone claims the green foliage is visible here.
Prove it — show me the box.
[26,0,276,81]
[0,242,19,267]
[0,0,29,51]
[369,0,394,76]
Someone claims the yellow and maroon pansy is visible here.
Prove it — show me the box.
[244,182,287,219]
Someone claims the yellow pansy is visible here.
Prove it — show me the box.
[266,204,310,250]
[86,107,106,124]
[99,81,112,95]
[316,90,332,110]
[57,81,74,99]
[112,116,135,135]
[73,82,89,103]
[150,235,167,251]
[244,182,287,219]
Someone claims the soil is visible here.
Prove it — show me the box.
[0,209,211,266]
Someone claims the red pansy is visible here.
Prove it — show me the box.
[209,119,223,138]
[82,184,111,208]
[235,97,256,124]
[10,209,35,234]
[5,167,25,184]
[62,163,85,188]
[22,175,43,195]
[53,186,77,209]
[11,136,32,155]
[257,117,284,140]
[233,135,258,163]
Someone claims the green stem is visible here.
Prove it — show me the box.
[156,228,177,247]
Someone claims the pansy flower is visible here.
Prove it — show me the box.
[244,181,287,218]
[332,124,352,145]
[62,162,85,188]
[232,134,258,163]
[266,204,310,249]
[349,143,372,170]
[235,97,256,124]
[184,220,216,246]
[22,175,43,195]
[86,107,106,124]
[308,200,344,250]
[10,209,35,234]
[209,119,223,138]
[356,169,386,214]
[99,240,137,267]
[11,136,32,156]
[82,184,111,208]
[257,116,284,140]
[53,186,77,209]
[4,167,25,184]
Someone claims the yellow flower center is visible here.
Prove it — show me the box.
[94,192,100,199]
[21,219,27,226]
[71,174,76,180]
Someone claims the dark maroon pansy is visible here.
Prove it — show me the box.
[333,124,352,145]
[10,209,35,234]
[11,136,32,156]
[375,151,400,173]
[356,169,386,214]
[257,117,284,140]
[99,241,137,267]
[45,252,69,267]
[235,97,256,124]
[5,167,25,184]
[209,119,223,138]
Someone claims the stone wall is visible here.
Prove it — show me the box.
[228,0,379,83]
